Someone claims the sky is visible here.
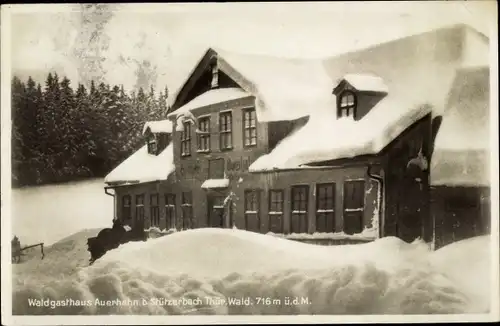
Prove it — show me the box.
[4,1,496,96]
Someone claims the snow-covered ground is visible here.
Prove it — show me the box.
[12,227,491,315]
[11,178,113,246]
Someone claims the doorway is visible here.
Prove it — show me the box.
[207,194,226,228]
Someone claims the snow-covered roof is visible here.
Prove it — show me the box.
[142,120,172,135]
[168,48,334,122]
[201,178,230,189]
[430,67,490,187]
[216,49,334,122]
[248,25,490,171]
[168,24,485,125]
[104,144,175,185]
[167,87,251,120]
[249,95,433,171]
[340,74,389,93]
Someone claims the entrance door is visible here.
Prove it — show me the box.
[207,194,225,228]
[397,177,424,243]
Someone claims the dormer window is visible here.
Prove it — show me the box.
[211,62,219,89]
[338,90,357,118]
[147,134,157,155]
[333,74,388,121]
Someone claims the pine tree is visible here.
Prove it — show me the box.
[11,77,26,185]
[10,72,173,187]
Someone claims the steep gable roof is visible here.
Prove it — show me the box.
[169,24,487,124]
[168,48,333,122]
[249,24,490,170]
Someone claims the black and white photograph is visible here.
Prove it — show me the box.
[1,2,498,324]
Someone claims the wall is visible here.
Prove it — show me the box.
[236,166,380,234]
[112,163,380,237]
[431,185,491,249]
[383,114,433,243]
[114,181,173,230]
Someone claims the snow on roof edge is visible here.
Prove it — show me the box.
[104,144,175,185]
[201,178,230,189]
[142,120,173,135]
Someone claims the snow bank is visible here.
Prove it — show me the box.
[12,228,491,315]
[341,74,389,93]
[429,236,491,313]
[142,120,172,134]
[201,178,230,189]
[13,229,101,285]
[268,228,377,241]
[104,144,175,185]
[250,97,432,170]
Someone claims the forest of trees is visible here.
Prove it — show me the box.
[11,73,169,187]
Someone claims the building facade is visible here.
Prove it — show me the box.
[104,24,491,246]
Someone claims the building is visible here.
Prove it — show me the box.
[104,24,491,246]
[430,65,491,248]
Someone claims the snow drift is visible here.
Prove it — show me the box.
[12,228,490,315]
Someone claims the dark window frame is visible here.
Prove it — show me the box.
[316,183,336,233]
[197,116,211,153]
[181,122,192,157]
[219,111,233,151]
[181,192,194,229]
[243,108,257,147]
[244,189,261,232]
[291,185,309,233]
[343,179,365,234]
[268,189,284,233]
[147,135,158,155]
[208,158,225,179]
[122,195,132,221]
[165,194,176,230]
[150,193,160,227]
[135,194,145,224]
[337,90,357,119]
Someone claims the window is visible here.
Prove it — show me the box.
[165,194,176,230]
[316,183,336,233]
[211,62,219,89]
[243,108,257,147]
[219,112,233,150]
[181,192,194,229]
[343,180,365,234]
[147,135,157,155]
[181,122,191,156]
[245,190,260,232]
[122,195,131,221]
[150,194,159,227]
[269,190,284,233]
[208,158,225,179]
[291,185,309,233]
[197,117,210,152]
[338,91,356,118]
[135,194,145,226]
